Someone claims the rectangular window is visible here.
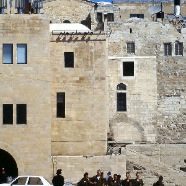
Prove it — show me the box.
[130,14,144,19]
[17,44,27,64]
[57,93,65,118]
[3,104,13,124]
[164,43,172,56]
[64,52,74,68]
[123,62,134,76]
[3,44,13,64]
[107,13,114,22]
[97,12,103,23]
[117,93,126,111]
[16,104,27,124]
[175,42,183,56]
[127,42,135,54]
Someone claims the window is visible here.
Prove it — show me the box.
[164,43,172,56]
[117,84,127,112]
[64,52,74,68]
[3,44,13,64]
[107,13,114,22]
[123,62,134,76]
[3,104,13,124]
[127,42,135,54]
[12,177,27,185]
[130,14,144,19]
[17,44,27,64]
[175,42,183,56]
[28,177,43,185]
[57,93,65,118]
[16,104,27,124]
[97,12,103,23]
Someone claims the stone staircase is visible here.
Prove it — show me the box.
[126,147,186,186]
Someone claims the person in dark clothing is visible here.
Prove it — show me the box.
[153,176,164,186]
[0,168,7,184]
[112,174,120,186]
[52,169,64,186]
[133,172,144,186]
[100,172,106,186]
[91,169,102,186]
[121,172,132,186]
[78,172,94,186]
[117,175,122,186]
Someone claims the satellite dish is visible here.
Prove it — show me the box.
[147,4,163,14]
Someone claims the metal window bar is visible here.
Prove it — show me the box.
[164,43,172,56]
[175,42,183,56]
[127,42,135,54]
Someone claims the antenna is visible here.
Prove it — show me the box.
[0,0,7,14]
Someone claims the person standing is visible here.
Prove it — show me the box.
[52,169,64,186]
[91,169,102,186]
[78,172,95,186]
[153,176,164,186]
[121,172,132,186]
[133,172,144,186]
[0,168,7,184]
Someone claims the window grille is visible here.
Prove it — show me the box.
[164,43,172,56]
[175,42,183,56]
[127,42,135,54]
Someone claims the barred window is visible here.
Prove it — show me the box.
[175,42,183,56]
[127,42,135,54]
[164,43,172,56]
[107,13,114,22]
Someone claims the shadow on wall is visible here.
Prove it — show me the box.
[109,112,147,142]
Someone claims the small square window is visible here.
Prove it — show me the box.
[64,52,74,68]
[107,13,114,22]
[127,42,135,54]
[16,104,27,124]
[164,43,172,56]
[3,44,13,64]
[123,62,134,76]
[17,44,27,64]
[3,104,13,124]
[175,42,183,56]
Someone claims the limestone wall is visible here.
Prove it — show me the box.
[50,34,108,155]
[51,155,126,183]
[0,15,51,179]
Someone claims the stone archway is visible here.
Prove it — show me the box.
[0,142,24,176]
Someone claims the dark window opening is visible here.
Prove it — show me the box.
[130,14,144,19]
[3,104,13,124]
[16,104,27,124]
[117,83,127,90]
[117,93,126,111]
[57,93,65,118]
[123,62,134,76]
[130,28,132,33]
[127,42,135,54]
[97,12,103,23]
[175,42,183,56]
[64,52,74,68]
[107,13,114,22]
[3,44,13,64]
[164,43,172,56]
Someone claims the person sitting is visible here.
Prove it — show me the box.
[153,176,164,186]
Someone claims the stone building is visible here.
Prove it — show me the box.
[0,0,186,186]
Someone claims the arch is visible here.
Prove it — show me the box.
[0,142,24,176]
[117,83,126,90]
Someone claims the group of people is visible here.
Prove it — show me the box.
[0,167,13,184]
[52,169,164,186]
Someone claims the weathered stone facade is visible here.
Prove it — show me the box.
[0,0,186,185]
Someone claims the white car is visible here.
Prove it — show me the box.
[0,176,52,186]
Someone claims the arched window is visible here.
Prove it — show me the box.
[117,83,127,111]
[117,83,126,91]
